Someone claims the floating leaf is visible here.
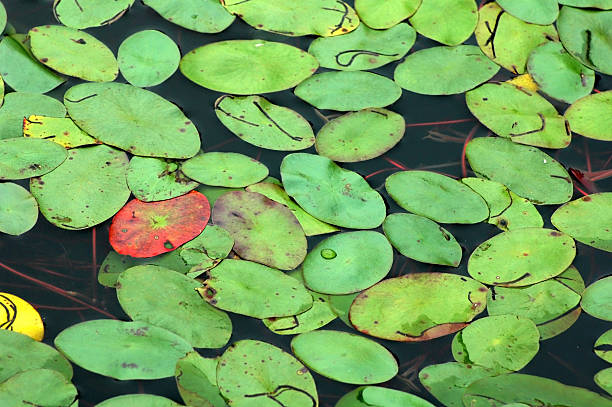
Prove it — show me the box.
[180,40,318,94]
[222,0,359,37]
[291,330,398,384]
[565,91,612,141]
[294,71,402,111]
[214,95,315,151]
[302,231,393,295]
[96,394,184,407]
[596,368,612,396]
[488,190,544,231]
[461,177,511,218]
[466,82,570,149]
[595,329,612,363]
[315,108,405,162]
[0,183,38,236]
[349,273,487,341]
[175,352,227,407]
[31,145,130,230]
[335,387,371,407]
[409,0,478,46]
[506,72,539,92]
[383,213,462,267]
[54,319,193,380]
[126,157,198,202]
[64,82,201,159]
[328,292,359,327]
[308,23,415,71]
[385,170,489,224]
[143,0,234,33]
[182,152,268,188]
[178,225,234,276]
[216,340,317,407]
[354,0,421,29]
[212,190,306,270]
[109,191,210,258]
[394,45,500,95]
[581,276,612,321]
[497,0,559,25]
[23,115,98,148]
[361,386,436,407]
[0,369,77,407]
[559,0,612,9]
[0,138,67,180]
[465,137,573,204]
[281,153,386,229]
[468,227,576,286]
[29,25,118,82]
[0,293,43,340]
[198,259,313,319]
[53,0,134,29]
[0,1,5,33]
[0,92,66,140]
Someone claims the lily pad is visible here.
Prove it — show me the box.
[328,292,360,327]
[308,23,416,71]
[177,224,234,273]
[354,0,421,29]
[182,152,268,188]
[595,368,612,396]
[349,273,487,341]
[180,40,318,94]
[361,386,436,407]
[126,157,198,202]
[291,330,398,384]
[143,0,234,33]
[488,190,544,231]
[294,71,402,111]
[408,0,478,46]
[315,108,405,162]
[383,213,462,267]
[109,191,210,258]
[96,394,184,407]
[385,170,489,224]
[0,369,77,407]
[559,0,612,8]
[0,1,5,33]
[465,137,573,204]
[175,352,227,407]
[222,0,359,37]
[23,115,98,148]
[53,0,134,29]
[497,0,559,25]
[118,30,180,88]
[595,329,612,363]
[281,153,386,229]
[466,82,570,149]
[0,292,44,341]
[0,182,38,236]
[214,95,315,151]
[0,92,66,140]
[581,276,612,321]
[64,82,201,159]
[30,145,131,230]
[198,259,313,319]
[0,137,67,180]
[302,231,393,295]
[565,91,612,141]
[394,45,500,95]
[29,25,118,82]
[461,177,511,218]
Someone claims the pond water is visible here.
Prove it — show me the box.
[1,0,612,406]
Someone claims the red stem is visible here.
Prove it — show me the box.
[405,118,474,128]
[461,125,479,178]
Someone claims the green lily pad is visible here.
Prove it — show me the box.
[214,95,315,151]
[581,276,612,321]
[527,41,594,104]
[216,340,317,407]
[385,170,489,224]
[0,137,67,180]
[461,177,511,218]
[335,387,369,407]
[383,213,462,267]
[175,352,227,407]
[468,227,576,286]
[559,0,612,9]
[55,319,193,380]
[408,0,478,46]
[394,45,500,95]
[0,369,77,407]
[595,368,612,396]
[0,36,65,93]
[361,386,436,407]
[222,0,359,37]
[302,231,393,295]
[198,259,313,319]
[197,185,242,209]
[30,145,130,230]
[182,152,268,188]
[281,153,386,229]
[0,92,66,140]
[116,265,232,349]
[118,30,180,88]
[143,0,234,33]
[29,25,118,82]
[315,108,405,162]
[291,330,398,384]
[551,193,612,252]
[0,1,5,33]
[294,71,402,111]
[126,157,198,202]
[96,394,184,407]
[178,225,234,277]
[497,0,559,25]
[64,82,201,159]
[246,181,339,236]
[328,292,360,327]
[488,190,544,231]
[595,329,612,363]
[466,82,570,149]
[212,190,306,270]
[349,273,487,341]
[308,23,416,71]
[557,6,612,75]
[0,182,38,236]
[565,91,612,141]
[465,137,573,204]
[0,329,73,383]
[354,0,421,29]
[53,0,134,29]
[475,3,558,74]
[23,115,98,148]
[180,40,318,94]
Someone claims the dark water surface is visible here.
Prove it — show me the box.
[1,1,612,406]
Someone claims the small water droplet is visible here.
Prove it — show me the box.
[320,249,336,259]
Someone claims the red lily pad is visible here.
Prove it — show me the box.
[109,191,210,258]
